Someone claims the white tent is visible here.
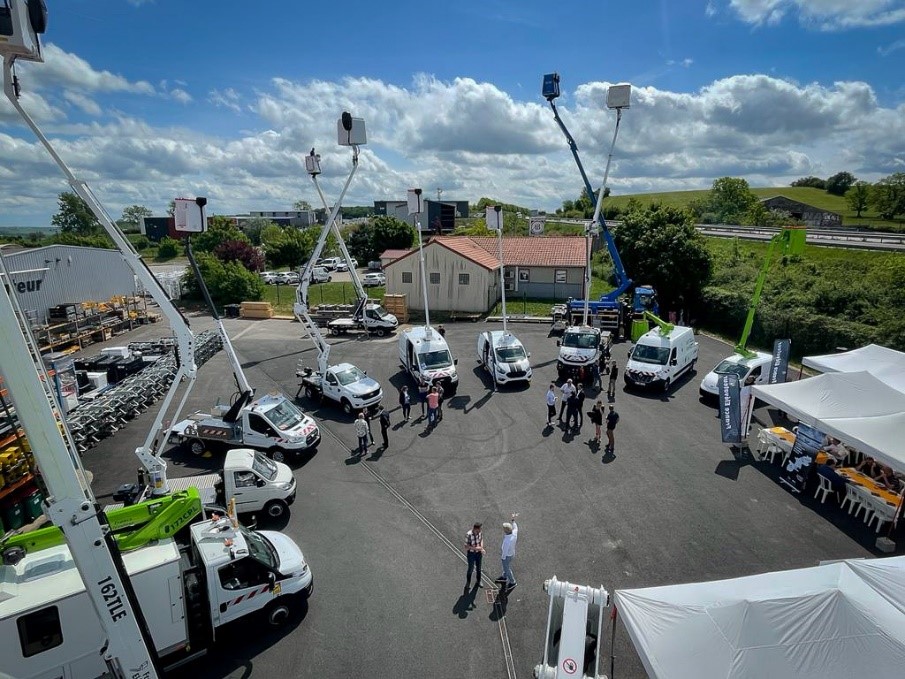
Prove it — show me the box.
[819,411,905,471]
[615,556,905,679]
[803,344,905,394]
[750,371,905,426]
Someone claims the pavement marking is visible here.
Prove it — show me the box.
[317,423,518,679]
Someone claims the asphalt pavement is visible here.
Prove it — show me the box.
[79,315,886,679]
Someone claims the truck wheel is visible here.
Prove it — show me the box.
[264,499,288,520]
[304,385,318,401]
[690,360,697,373]
[374,328,386,337]
[330,327,340,336]
[189,439,205,456]
[265,600,292,626]
[268,448,286,463]
[341,399,353,415]
[663,378,671,393]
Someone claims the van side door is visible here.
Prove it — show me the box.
[244,412,277,449]
[214,558,275,626]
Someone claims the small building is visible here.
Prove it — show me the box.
[0,244,138,324]
[379,249,411,269]
[759,196,842,228]
[384,236,586,314]
[374,200,469,234]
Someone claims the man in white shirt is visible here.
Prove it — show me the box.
[545,384,557,427]
[498,513,519,591]
[559,379,575,423]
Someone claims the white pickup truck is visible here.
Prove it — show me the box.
[169,393,320,463]
[297,362,383,414]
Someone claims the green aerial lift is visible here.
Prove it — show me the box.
[734,227,807,358]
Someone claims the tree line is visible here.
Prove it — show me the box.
[791,171,905,220]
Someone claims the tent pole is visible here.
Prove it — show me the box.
[609,604,618,679]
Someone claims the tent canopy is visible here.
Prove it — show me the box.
[803,344,905,394]
[615,556,905,679]
[819,411,905,471]
[750,371,905,426]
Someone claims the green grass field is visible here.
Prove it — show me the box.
[604,186,904,231]
[261,282,385,316]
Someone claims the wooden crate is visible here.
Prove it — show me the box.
[240,301,274,319]
[382,294,408,323]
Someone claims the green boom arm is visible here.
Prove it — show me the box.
[734,228,806,358]
[642,310,674,336]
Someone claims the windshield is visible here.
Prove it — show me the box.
[496,346,527,363]
[713,360,749,378]
[252,452,278,480]
[266,400,304,431]
[240,527,278,569]
[420,349,452,370]
[562,332,598,349]
[336,366,367,386]
[631,344,670,365]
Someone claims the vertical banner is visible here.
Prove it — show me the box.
[769,339,791,384]
[718,374,742,444]
[779,422,824,494]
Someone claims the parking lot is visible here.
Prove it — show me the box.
[83,317,876,678]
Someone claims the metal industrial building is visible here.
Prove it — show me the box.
[0,245,137,324]
[384,236,585,314]
[374,200,469,233]
[759,196,842,228]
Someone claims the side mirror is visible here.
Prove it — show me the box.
[556,340,561,347]
[256,478,266,487]
[454,358,459,365]
[267,571,277,590]
[527,352,531,358]
[670,359,678,366]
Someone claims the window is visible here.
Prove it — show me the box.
[402,272,413,284]
[234,470,257,488]
[519,270,530,283]
[218,558,270,591]
[555,270,567,284]
[430,272,440,284]
[247,414,272,436]
[458,273,470,285]
[18,607,63,658]
[505,269,514,279]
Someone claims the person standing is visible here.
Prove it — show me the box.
[427,386,440,426]
[353,412,369,456]
[418,378,430,417]
[464,522,485,589]
[399,385,411,421]
[437,323,446,338]
[590,401,604,443]
[591,360,601,391]
[574,388,587,429]
[498,513,519,591]
[607,362,619,400]
[379,406,391,449]
[436,382,445,421]
[565,391,579,430]
[605,405,620,454]
[545,384,557,427]
[559,379,575,423]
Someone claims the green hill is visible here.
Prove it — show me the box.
[605,186,903,231]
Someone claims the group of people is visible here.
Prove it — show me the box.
[352,406,391,457]
[855,456,903,493]
[397,378,445,428]
[464,513,519,593]
[545,379,620,453]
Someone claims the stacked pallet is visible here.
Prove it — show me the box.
[240,301,274,319]
[383,294,408,323]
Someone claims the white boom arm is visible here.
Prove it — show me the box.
[3,55,196,497]
[294,138,361,378]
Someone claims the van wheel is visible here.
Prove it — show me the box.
[189,439,205,456]
[690,360,697,373]
[341,399,353,415]
[265,600,292,626]
[264,499,288,520]
[304,385,318,402]
[663,378,671,393]
[375,328,386,337]
[330,327,340,336]
[268,448,286,463]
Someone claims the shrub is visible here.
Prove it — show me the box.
[157,237,180,259]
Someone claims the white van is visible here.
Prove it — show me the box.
[624,325,698,392]
[476,330,532,386]
[699,351,772,399]
[310,266,332,283]
[398,326,459,395]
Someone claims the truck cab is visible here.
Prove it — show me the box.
[240,394,320,456]
[361,302,398,334]
[219,449,297,519]
[299,362,383,414]
[625,325,698,392]
[699,351,772,400]
[556,326,607,384]
[398,326,459,395]
[476,330,532,386]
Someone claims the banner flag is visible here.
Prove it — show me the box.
[769,339,791,384]
[718,373,742,444]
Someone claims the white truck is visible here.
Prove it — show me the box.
[0,492,314,679]
[476,330,532,386]
[624,314,698,392]
[699,351,772,400]
[556,325,610,385]
[297,361,383,414]
[326,300,398,337]
[169,392,320,463]
[399,325,459,395]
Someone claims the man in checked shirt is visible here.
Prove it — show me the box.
[464,522,485,590]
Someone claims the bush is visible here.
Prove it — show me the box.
[157,237,180,259]
[180,253,264,305]
[130,234,151,251]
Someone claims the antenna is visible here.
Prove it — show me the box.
[436,188,443,201]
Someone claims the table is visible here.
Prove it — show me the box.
[837,468,902,506]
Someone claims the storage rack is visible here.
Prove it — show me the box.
[33,296,155,354]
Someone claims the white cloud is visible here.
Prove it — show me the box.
[1,64,903,225]
[723,1,905,30]
[62,90,102,117]
[169,88,193,104]
[878,38,905,55]
[18,44,155,94]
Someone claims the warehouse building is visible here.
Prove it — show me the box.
[759,196,842,228]
[374,200,469,234]
[384,236,585,314]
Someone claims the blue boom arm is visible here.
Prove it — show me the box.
[547,99,632,301]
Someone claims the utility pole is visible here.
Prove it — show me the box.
[436,188,443,201]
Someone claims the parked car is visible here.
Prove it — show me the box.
[335,261,349,272]
[368,261,382,271]
[310,266,332,284]
[259,271,279,284]
[361,272,386,287]
[317,257,341,270]
[275,271,299,285]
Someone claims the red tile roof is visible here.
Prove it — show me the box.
[468,236,586,267]
[379,249,412,260]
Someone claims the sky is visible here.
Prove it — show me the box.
[0,0,904,227]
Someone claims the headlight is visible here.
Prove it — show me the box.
[275,481,293,491]
[495,363,506,373]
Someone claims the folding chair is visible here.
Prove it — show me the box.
[814,475,834,504]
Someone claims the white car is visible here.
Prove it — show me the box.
[275,272,299,285]
[259,271,279,284]
[699,351,772,399]
[361,272,386,287]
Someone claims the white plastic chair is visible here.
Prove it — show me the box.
[867,502,897,534]
[814,475,834,504]
[840,485,862,515]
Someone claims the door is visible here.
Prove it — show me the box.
[323,371,340,401]
[214,558,275,625]
[748,365,765,385]
[230,469,260,512]
[244,413,277,449]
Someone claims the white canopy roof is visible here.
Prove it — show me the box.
[819,411,905,471]
[803,344,905,394]
[751,371,905,426]
[615,556,905,679]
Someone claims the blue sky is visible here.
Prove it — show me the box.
[1,0,903,225]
